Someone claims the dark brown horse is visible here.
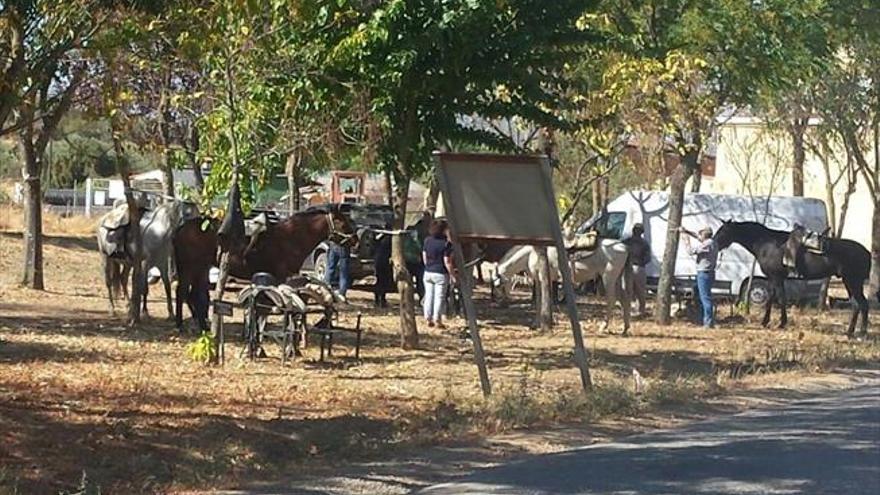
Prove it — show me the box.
[714,221,876,337]
[173,206,356,332]
[174,217,219,331]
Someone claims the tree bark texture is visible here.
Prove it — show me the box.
[112,130,144,326]
[158,70,175,199]
[16,70,81,289]
[534,246,553,331]
[791,119,807,197]
[286,151,300,214]
[20,141,43,289]
[186,124,204,188]
[392,174,418,348]
[690,163,702,192]
[871,194,880,297]
[654,155,696,325]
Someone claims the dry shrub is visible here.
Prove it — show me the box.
[481,370,642,430]
[0,204,97,236]
[643,375,717,407]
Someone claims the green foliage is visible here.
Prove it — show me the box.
[186,332,217,364]
[317,0,599,192]
[181,0,334,207]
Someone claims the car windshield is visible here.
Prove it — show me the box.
[577,211,626,239]
[347,206,394,227]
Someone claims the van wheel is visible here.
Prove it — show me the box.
[741,279,770,307]
[314,252,328,281]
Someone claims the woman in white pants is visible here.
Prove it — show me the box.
[422,219,456,328]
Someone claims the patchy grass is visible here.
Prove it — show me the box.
[0,230,878,494]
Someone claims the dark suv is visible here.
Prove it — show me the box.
[300,203,396,282]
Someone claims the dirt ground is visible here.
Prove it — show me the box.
[1,226,878,494]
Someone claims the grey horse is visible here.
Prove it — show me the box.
[97,199,196,317]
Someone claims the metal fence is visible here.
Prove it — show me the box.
[13,177,119,218]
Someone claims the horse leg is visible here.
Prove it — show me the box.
[175,275,188,332]
[162,269,175,321]
[195,276,210,332]
[103,257,116,315]
[761,281,776,328]
[141,271,150,318]
[600,270,616,334]
[619,264,632,336]
[121,264,131,300]
[776,280,788,329]
[842,277,867,338]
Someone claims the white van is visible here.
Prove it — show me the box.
[578,191,829,305]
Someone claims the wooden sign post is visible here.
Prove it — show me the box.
[434,152,592,395]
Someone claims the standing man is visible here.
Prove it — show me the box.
[625,223,651,317]
[325,238,352,300]
[681,226,718,328]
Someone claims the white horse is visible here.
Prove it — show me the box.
[97,200,196,317]
[491,244,530,304]
[495,240,632,334]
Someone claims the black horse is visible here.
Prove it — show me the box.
[713,221,875,337]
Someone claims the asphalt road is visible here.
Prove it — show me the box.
[419,384,880,495]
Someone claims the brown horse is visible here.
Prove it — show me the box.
[174,217,219,331]
[173,206,356,332]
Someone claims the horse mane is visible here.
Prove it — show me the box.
[276,206,334,229]
[729,221,790,241]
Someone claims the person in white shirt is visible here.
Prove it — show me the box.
[681,226,718,328]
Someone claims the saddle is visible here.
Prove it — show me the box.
[784,225,828,271]
[237,272,342,314]
[98,202,135,258]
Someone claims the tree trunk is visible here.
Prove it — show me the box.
[384,168,395,208]
[392,172,418,348]
[871,124,880,296]
[654,157,695,325]
[591,179,600,216]
[210,251,231,350]
[423,175,439,215]
[186,124,204,189]
[20,140,43,290]
[871,194,880,297]
[286,151,300,215]
[16,69,80,289]
[534,246,553,331]
[161,138,175,198]
[837,170,855,238]
[690,163,702,192]
[112,128,144,326]
[819,153,838,235]
[791,120,807,197]
[157,69,175,199]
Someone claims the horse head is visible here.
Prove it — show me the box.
[713,221,736,250]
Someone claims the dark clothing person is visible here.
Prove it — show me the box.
[625,224,651,316]
[627,236,651,268]
[373,234,393,308]
[423,235,452,274]
[422,220,454,327]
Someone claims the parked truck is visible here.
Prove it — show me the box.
[578,190,829,305]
